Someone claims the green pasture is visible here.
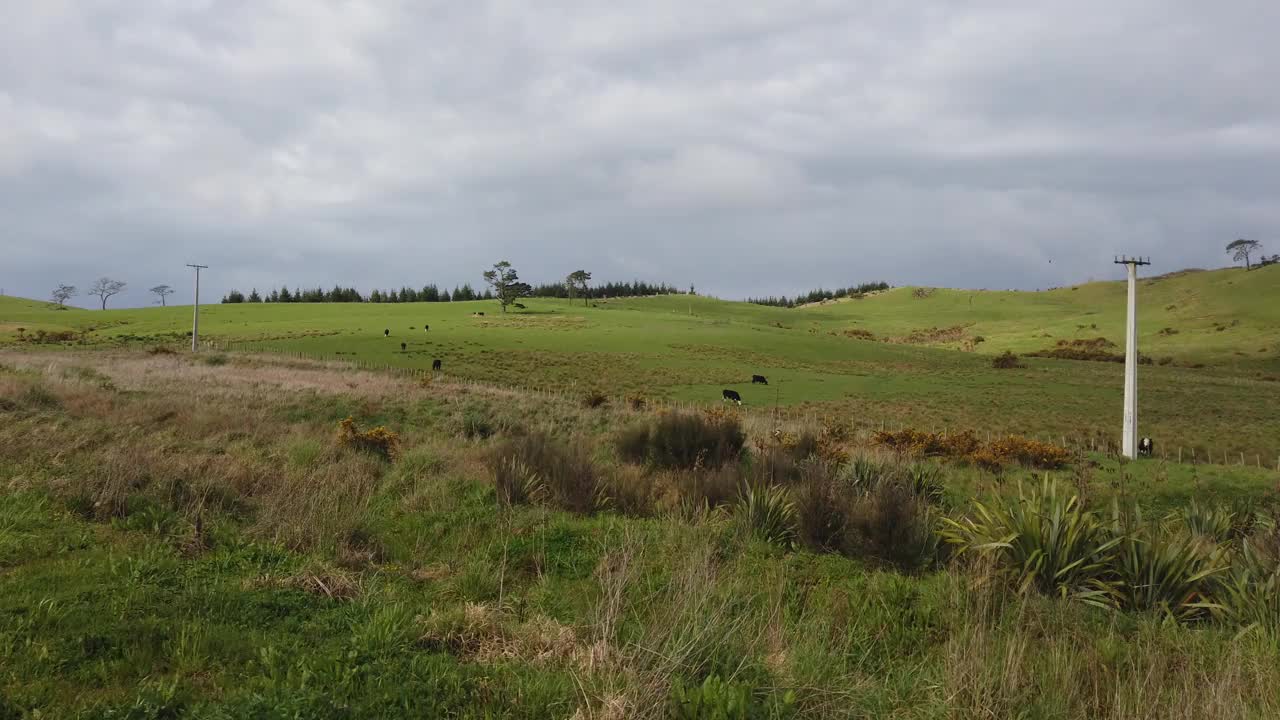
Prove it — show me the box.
[2,266,1278,458]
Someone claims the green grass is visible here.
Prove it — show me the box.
[4,351,1280,717]
[3,266,1279,460]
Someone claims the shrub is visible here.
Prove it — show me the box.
[486,432,606,514]
[940,479,1119,606]
[616,412,745,470]
[984,435,1071,470]
[735,483,797,548]
[615,422,652,464]
[581,390,609,409]
[336,417,401,461]
[787,455,939,569]
[670,675,795,720]
[461,411,495,439]
[17,384,61,410]
[201,353,229,366]
[992,351,1023,369]
[604,465,656,517]
[147,346,177,356]
[626,394,647,411]
[672,465,742,512]
[1108,519,1226,622]
[1214,537,1280,633]
[847,481,939,570]
[1179,500,1238,543]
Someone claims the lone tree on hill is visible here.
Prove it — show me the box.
[149,284,174,306]
[482,261,531,313]
[88,277,126,310]
[566,269,592,306]
[51,283,77,307]
[1226,238,1262,270]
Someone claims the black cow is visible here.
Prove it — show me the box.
[722,389,742,405]
[432,359,442,371]
[514,303,526,309]
[384,328,390,337]
[752,375,768,385]
[400,342,406,352]
[1138,437,1153,458]
[477,312,485,317]
[424,324,429,331]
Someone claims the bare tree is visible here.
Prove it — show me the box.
[149,284,174,306]
[566,269,592,306]
[51,283,77,307]
[481,261,530,313]
[88,277,127,310]
[1226,239,1262,270]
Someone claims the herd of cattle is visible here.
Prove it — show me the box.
[373,326,1156,456]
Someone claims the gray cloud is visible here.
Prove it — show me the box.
[3,0,1278,306]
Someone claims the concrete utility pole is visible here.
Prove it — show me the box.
[187,264,208,352]
[1114,255,1150,459]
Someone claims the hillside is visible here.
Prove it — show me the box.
[794,265,1280,368]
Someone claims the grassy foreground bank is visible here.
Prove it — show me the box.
[3,350,1280,718]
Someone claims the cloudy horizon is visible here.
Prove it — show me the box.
[3,1,1278,309]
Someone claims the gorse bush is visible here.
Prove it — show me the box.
[486,432,607,514]
[984,435,1071,470]
[336,417,400,461]
[874,428,1069,471]
[616,411,745,469]
[991,351,1023,369]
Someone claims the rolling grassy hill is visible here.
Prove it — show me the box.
[2,266,1278,458]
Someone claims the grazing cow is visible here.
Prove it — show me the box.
[424,324,429,331]
[400,342,406,352]
[752,375,768,385]
[1138,437,1153,458]
[477,312,485,317]
[432,359,442,371]
[722,389,742,405]
[384,328,390,337]
[514,302,526,309]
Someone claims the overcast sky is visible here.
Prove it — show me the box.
[3,1,1278,307]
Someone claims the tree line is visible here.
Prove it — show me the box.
[746,281,891,308]
[220,276,685,305]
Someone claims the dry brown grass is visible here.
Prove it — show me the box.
[943,564,1280,719]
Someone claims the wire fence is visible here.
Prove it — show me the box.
[203,339,1280,473]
